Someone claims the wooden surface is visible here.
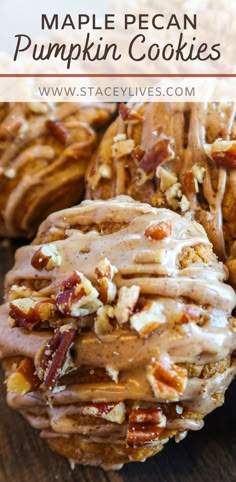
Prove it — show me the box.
[0,242,236,482]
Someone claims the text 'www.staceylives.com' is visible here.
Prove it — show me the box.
[37,85,196,100]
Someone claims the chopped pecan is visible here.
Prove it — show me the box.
[184,171,198,195]
[9,297,58,330]
[137,139,174,178]
[8,298,38,329]
[119,103,142,124]
[98,163,112,180]
[39,325,76,390]
[94,305,114,335]
[114,286,140,324]
[83,401,126,424]
[95,258,118,280]
[132,146,145,163]
[98,277,117,304]
[165,182,182,210]
[211,150,236,169]
[95,258,118,304]
[180,195,190,213]
[106,366,119,384]
[144,220,172,240]
[130,407,166,425]
[147,356,187,401]
[130,301,166,338]
[7,358,40,395]
[127,407,166,447]
[204,139,236,169]
[56,271,101,317]
[112,136,135,159]
[8,284,32,301]
[31,244,61,271]
[46,119,68,145]
[156,166,177,192]
[113,133,126,142]
[192,164,205,183]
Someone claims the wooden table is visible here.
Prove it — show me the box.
[0,241,236,482]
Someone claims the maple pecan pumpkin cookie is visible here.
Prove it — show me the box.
[0,196,236,469]
[86,102,236,261]
[0,101,116,238]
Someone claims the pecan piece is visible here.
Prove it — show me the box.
[31,244,61,271]
[7,358,40,395]
[98,277,117,304]
[83,401,126,424]
[144,220,172,240]
[114,286,140,324]
[56,271,101,317]
[39,325,76,390]
[156,166,177,192]
[184,171,198,195]
[130,301,166,338]
[137,139,174,178]
[9,297,58,330]
[95,258,117,280]
[192,164,205,183]
[94,305,114,335]
[95,258,118,304]
[127,407,166,447]
[132,146,145,163]
[147,356,187,401]
[204,140,236,169]
[112,137,135,160]
[46,119,68,145]
[211,150,236,169]
[119,103,142,124]
[8,284,32,301]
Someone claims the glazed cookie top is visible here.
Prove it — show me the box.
[4,195,234,311]
[0,196,236,440]
[86,102,236,260]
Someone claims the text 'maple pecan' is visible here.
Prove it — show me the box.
[147,357,187,401]
[39,326,76,390]
[144,220,172,241]
[7,358,40,396]
[127,407,166,447]
[46,119,68,145]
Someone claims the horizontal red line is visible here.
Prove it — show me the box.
[0,73,235,78]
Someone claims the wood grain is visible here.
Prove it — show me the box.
[0,242,236,482]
